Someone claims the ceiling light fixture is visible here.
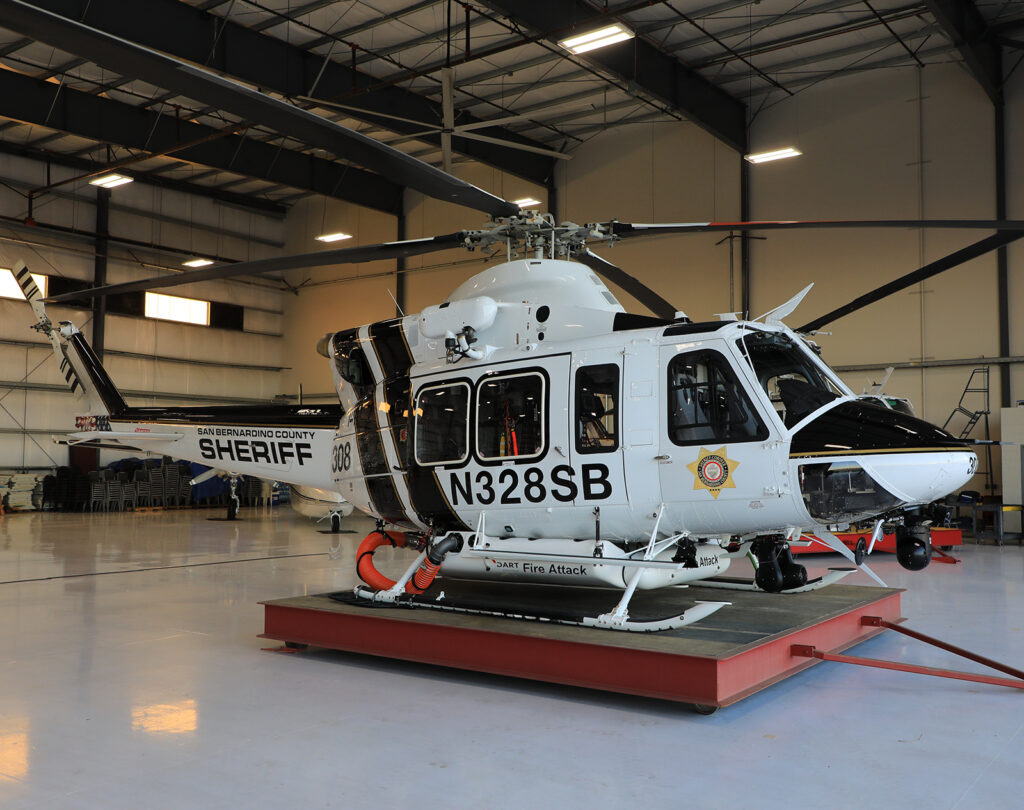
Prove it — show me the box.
[316,232,353,243]
[744,147,802,164]
[559,23,634,55]
[513,197,542,208]
[89,173,134,189]
[182,258,214,268]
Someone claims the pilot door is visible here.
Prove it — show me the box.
[657,342,779,534]
[570,356,627,513]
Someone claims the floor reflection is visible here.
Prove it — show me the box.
[131,699,198,736]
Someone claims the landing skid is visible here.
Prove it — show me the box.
[349,585,730,633]
[699,568,856,593]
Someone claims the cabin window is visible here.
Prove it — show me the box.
[414,382,470,466]
[476,372,545,461]
[575,364,619,454]
[667,350,768,445]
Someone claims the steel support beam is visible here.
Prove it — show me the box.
[923,0,1003,102]
[996,99,1010,407]
[0,67,403,214]
[26,0,554,186]
[0,133,284,215]
[92,187,109,361]
[740,159,751,318]
[922,1,1009,404]
[477,0,747,152]
[395,212,406,318]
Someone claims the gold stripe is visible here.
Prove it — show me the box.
[790,446,972,459]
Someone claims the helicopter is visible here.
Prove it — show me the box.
[4,0,1016,631]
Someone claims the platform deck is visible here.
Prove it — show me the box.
[261,581,903,708]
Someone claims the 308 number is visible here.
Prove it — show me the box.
[332,441,352,473]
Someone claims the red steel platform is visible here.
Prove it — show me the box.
[261,580,903,709]
[791,527,963,556]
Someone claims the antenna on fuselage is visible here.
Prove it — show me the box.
[387,288,405,316]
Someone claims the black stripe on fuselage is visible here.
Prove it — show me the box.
[368,319,468,532]
[352,396,389,476]
[365,477,410,525]
[348,326,412,527]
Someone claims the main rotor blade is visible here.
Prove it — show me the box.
[45,233,468,303]
[608,219,1024,238]
[798,231,1024,332]
[0,0,519,219]
[576,249,677,321]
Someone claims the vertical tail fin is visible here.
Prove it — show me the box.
[16,260,125,417]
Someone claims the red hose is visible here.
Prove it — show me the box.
[356,530,449,595]
[355,530,407,591]
[411,558,443,593]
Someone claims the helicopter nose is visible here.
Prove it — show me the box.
[791,399,977,517]
[858,450,977,505]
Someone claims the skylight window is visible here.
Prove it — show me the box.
[144,291,210,326]
[0,268,46,300]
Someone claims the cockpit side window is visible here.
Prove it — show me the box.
[575,364,619,454]
[667,350,768,445]
[738,331,841,428]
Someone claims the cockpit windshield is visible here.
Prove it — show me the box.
[738,330,844,428]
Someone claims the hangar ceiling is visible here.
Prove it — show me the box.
[0,0,1020,215]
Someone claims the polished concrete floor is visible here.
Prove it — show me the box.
[0,507,1021,809]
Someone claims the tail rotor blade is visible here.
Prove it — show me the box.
[14,261,48,323]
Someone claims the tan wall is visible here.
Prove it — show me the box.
[748,62,1021,492]
[557,121,742,316]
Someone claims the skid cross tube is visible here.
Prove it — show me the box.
[791,616,1024,690]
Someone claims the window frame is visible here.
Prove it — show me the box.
[666,348,769,447]
[474,370,547,463]
[413,380,472,467]
[574,363,620,455]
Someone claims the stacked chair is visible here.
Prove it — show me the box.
[133,468,151,507]
[163,462,180,506]
[147,462,164,507]
[87,471,106,512]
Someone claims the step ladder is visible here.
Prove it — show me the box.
[942,367,993,492]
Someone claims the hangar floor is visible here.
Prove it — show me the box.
[0,508,1021,809]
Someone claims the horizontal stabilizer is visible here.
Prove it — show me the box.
[64,430,184,444]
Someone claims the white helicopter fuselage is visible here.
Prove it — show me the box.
[323,259,975,588]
